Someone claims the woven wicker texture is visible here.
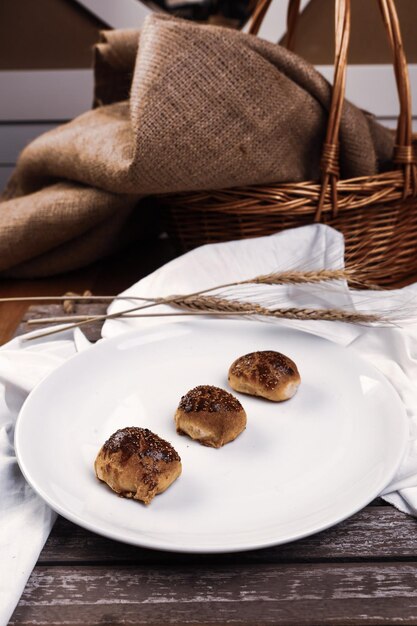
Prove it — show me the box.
[162,0,417,287]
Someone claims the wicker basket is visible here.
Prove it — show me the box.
[159,0,417,287]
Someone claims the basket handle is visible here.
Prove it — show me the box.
[249,0,300,49]
[248,0,417,220]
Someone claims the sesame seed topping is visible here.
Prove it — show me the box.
[102,426,180,463]
[229,351,298,390]
[178,385,244,413]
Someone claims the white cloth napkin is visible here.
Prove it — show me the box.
[0,330,79,625]
[1,224,417,624]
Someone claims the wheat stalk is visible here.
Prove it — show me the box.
[170,295,382,324]
[0,268,358,306]
[18,267,381,341]
[11,267,363,328]
[24,294,383,340]
[248,268,357,285]
[27,311,253,324]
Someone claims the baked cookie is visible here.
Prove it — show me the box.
[228,350,300,401]
[175,385,246,448]
[95,427,182,505]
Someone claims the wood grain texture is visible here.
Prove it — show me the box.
[10,563,417,625]
[16,303,107,342]
[41,507,417,565]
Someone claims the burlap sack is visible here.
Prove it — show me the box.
[0,13,394,277]
[94,29,140,108]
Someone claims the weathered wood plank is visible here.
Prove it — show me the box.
[10,563,417,625]
[40,507,417,565]
[16,303,107,342]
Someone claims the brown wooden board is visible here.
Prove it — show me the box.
[10,563,417,625]
[16,302,108,342]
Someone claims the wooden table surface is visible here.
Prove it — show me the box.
[3,240,417,625]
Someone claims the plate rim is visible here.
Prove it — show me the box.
[14,319,409,553]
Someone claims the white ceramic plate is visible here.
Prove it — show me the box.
[15,320,407,553]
